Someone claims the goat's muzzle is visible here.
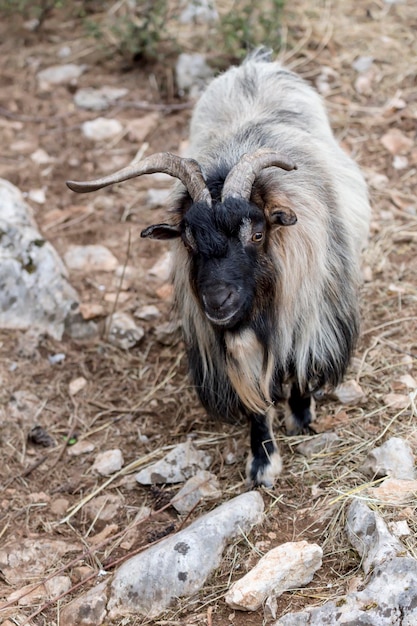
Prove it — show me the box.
[201,284,241,327]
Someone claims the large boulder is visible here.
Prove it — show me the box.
[0,179,79,339]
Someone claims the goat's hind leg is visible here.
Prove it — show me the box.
[285,381,316,435]
[247,408,282,487]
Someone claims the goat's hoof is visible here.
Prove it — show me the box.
[246,449,283,488]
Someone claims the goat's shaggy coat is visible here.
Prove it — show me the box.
[67,50,371,486]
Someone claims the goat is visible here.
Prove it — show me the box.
[67,49,371,487]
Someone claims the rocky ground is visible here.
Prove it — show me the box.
[1,0,417,625]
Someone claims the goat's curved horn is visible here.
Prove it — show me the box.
[221,148,297,201]
[66,152,212,205]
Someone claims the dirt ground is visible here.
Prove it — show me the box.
[1,1,417,625]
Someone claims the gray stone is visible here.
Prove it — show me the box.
[332,379,366,405]
[274,501,417,626]
[106,312,145,350]
[171,470,222,514]
[362,436,416,480]
[74,86,128,111]
[346,499,405,575]
[60,580,109,626]
[0,179,79,340]
[180,0,218,23]
[81,117,123,141]
[274,557,417,626]
[37,63,87,87]
[64,244,119,272]
[225,541,323,611]
[297,433,340,459]
[175,53,213,97]
[92,449,124,476]
[107,491,264,619]
[135,441,211,484]
[134,304,160,321]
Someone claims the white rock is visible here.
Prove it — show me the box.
[148,250,173,282]
[345,499,405,575]
[0,538,79,585]
[92,449,124,476]
[84,494,124,522]
[275,501,417,626]
[60,580,109,626]
[180,0,218,23]
[67,440,95,456]
[69,376,88,396]
[352,56,374,73]
[106,312,145,349]
[369,477,417,505]
[74,86,128,111]
[30,148,54,165]
[171,470,222,514]
[225,541,323,611]
[383,393,411,410]
[134,304,160,321]
[135,441,211,484]
[175,53,213,97]
[82,117,123,141]
[0,179,79,340]
[44,575,72,599]
[126,113,159,143]
[297,433,340,459]
[107,492,264,619]
[64,244,118,272]
[37,63,86,87]
[389,520,411,538]
[333,379,366,405]
[362,437,416,480]
[27,188,46,204]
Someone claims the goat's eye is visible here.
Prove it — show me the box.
[251,232,264,243]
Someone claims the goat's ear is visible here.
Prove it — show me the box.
[141,224,181,240]
[269,207,297,227]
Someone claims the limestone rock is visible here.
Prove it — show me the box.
[106,312,145,349]
[37,63,86,88]
[0,179,79,340]
[332,380,366,405]
[74,86,128,111]
[135,441,211,484]
[274,501,417,626]
[345,499,405,575]
[92,449,124,476]
[0,538,79,585]
[82,117,123,142]
[175,53,213,97]
[64,244,118,272]
[107,491,264,619]
[84,494,124,522]
[171,470,222,514]
[362,436,416,480]
[369,477,417,505]
[297,432,340,458]
[225,541,323,611]
[148,250,173,282]
[60,580,109,626]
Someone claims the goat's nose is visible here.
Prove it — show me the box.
[203,285,234,311]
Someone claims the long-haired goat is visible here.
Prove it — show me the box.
[67,50,371,487]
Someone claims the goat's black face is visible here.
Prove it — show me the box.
[142,198,274,330]
[184,199,267,329]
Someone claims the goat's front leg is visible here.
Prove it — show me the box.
[284,381,316,435]
[247,408,282,487]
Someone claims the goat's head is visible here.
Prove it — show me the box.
[66,149,297,330]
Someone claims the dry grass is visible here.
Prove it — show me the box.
[1,0,417,624]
